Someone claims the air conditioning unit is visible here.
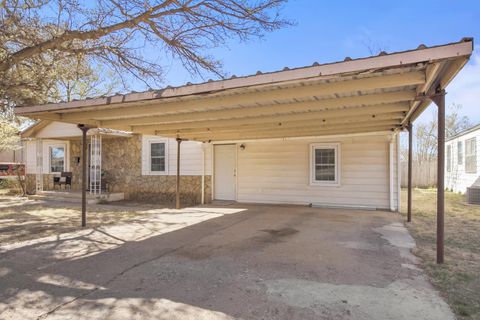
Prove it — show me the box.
[467,187,480,205]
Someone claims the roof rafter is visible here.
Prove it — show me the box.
[60,71,424,122]
[100,90,415,127]
[152,112,405,136]
[131,102,410,133]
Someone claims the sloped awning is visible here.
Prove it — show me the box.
[15,39,473,141]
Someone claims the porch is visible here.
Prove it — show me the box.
[23,126,133,199]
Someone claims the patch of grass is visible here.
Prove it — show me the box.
[401,188,480,320]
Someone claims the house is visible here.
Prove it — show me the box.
[21,120,399,209]
[16,39,473,213]
[21,120,210,206]
[446,124,479,193]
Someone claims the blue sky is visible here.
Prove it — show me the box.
[146,0,480,125]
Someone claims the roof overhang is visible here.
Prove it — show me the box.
[15,39,474,142]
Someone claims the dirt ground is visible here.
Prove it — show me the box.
[0,195,167,245]
[401,188,480,320]
[0,198,454,320]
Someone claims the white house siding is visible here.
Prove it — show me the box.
[234,133,399,210]
[446,128,480,193]
[36,121,82,138]
[25,139,70,174]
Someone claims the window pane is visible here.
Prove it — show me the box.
[457,141,463,165]
[315,149,335,165]
[446,145,451,172]
[315,165,335,181]
[151,157,165,172]
[150,142,166,172]
[465,138,476,173]
[50,147,64,172]
[151,143,165,157]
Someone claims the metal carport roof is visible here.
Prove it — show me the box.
[15,38,473,142]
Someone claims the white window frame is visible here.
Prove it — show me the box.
[143,137,169,175]
[457,140,463,165]
[48,144,66,173]
[465,137,477,174]
[446,144,452,172]
[309,143,341,187]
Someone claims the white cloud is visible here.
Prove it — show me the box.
[416,46,480,125]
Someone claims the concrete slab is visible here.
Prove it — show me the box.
[0,204,453,319]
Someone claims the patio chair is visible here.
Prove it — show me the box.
[53,172,72,190]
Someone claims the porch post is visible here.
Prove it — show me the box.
[176,138,182,209]
[78,124,90,227]
[431,89,446,264]
[35,138,43,193]
[407,122,413,222]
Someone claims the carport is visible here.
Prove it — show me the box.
[15,38,474,264]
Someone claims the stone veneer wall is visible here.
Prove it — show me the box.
[25,173,65,194]
[67,135,212,206]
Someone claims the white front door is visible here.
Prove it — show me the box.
[214,144,236,200]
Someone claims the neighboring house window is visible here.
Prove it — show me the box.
[310,143,340,186]
[446,144,452,172]
[457,141,463,165]
[50,146,65,173]
[465,138,477,173]
[150,142,166,172]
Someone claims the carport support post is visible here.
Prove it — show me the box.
[431,89,446,264]
[407,122,413,222]
[176,138,182,209]
[78,124,90,227]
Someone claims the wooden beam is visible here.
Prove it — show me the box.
[100,90,415,127]
[154,119,401,137]
[402,62,444,125]
[131,102,410,134]
[184,125,397,141]
[183,121,399,138]
[61,71,424,122]
[152,112,405,135]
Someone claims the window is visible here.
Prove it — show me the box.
[446,144,452,172]
[150,142,166,172]
[50,146,65,173]
[457,141,463,165]
[142,137,169,175]
[310,143,340,186]
[465,138,477,173]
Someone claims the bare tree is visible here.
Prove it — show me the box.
[403,103,473,162]
[0,118,21,152]
[49,60,123,103]
[1,0,290,108]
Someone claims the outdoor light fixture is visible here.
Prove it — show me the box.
[240,144,246,150]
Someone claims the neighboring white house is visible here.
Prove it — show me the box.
[446,124,480,193]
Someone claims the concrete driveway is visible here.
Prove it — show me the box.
[0,203,453,320]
